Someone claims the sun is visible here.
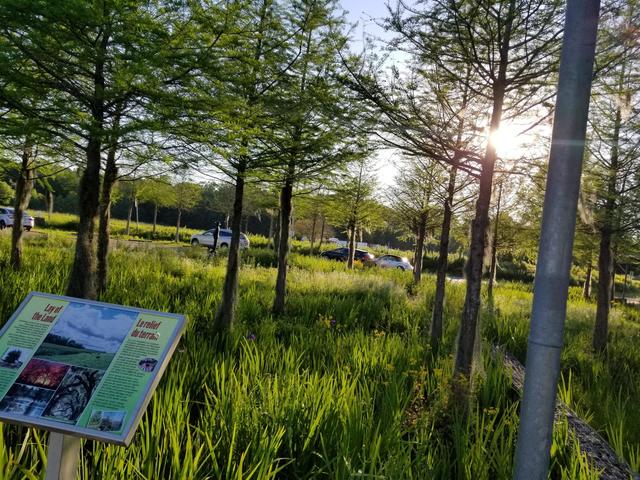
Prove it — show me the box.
[489,123,524,158]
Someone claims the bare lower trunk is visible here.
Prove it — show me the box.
[347,223,356,269]
[268,213,275,245]
[97,145,118,296]
[175,209,182,243]
[10,139,35,270]
[67,137,102,299]
[413,213,427,283]
[152,203,158,238]
[45,190,54,221]
[583,262,592,299]
[593,228,612,351]
[214,162,246,333]
[487,183,502,301]
[318,216,325,251]
[273,208,281,253]
[135,197,139,233]
[431,166,457,347]
[273,178,293,315]
[310,213,317,253]
[126,201,132,236]
[611,267,616,302]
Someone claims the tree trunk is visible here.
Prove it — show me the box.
[67,20,109,300]
[430,166,457,347]
[583,262,592,299]
[175,209,182,243]
[273,208,281,253]
[214,161,247,333]
[268,212,275,245]
[487,182,503,301]
[310,213,317,253]
[347,222,356,269]
[10,138,35,271]
[126,201,133,236]
[45,190,54,221]
[96,144,118,296]
[66,137,102,299]
[152,203,158,238]
[413,213,427,283]
[454,83,506,379]
[273,177,293,315]
[453,0,514,380]
[134,196,139,234]
[611,266,616,302]
[593,228,613,351]
[318,215,325,251]
[593,99,622,352]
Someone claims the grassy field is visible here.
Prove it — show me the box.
[33,343,114,371]
[0,225,636,478]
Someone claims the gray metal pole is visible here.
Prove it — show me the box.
[45,433,81,480]
[512,1,601,479]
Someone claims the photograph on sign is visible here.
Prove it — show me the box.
[0,292,185,446]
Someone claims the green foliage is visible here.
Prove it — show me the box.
[0,180,13,205]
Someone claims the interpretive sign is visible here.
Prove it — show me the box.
[0,292,185,446]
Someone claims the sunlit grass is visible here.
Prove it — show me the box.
[0,231,614,478]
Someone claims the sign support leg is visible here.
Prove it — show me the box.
[45,433,81,480]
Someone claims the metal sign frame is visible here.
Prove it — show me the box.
[0,291,186,446]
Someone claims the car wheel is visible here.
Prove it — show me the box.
[220,243,228,249]
[25,226,32,232]
[191,239,199,246]
[0,221,5,229]
[397,266,404,270]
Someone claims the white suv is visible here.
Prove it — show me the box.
[190,228,249,249]
[374,254,413,271]
[0,207,34,231]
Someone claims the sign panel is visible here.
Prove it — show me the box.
[0,292,185,446]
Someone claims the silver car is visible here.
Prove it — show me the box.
[374,254,413,271]
[0,207,35,231]
[190,228,249,249]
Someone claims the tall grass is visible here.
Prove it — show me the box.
[0,232,605,478]
[486,283,640,472]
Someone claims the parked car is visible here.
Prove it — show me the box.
[374,254,413,271]
[190,228,250,249]
[320,247,375,264]
[0,207,34,231]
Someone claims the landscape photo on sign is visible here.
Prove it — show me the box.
[0,347,32,369]
[17,358,69,390]
[87,410,126,432]
[41,366,105,423]
[33,302,139,371]
[0,383,55,417]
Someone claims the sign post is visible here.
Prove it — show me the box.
[45,433,81,480]
[0,292,186,475]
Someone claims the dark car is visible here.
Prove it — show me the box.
[320,247,375,264]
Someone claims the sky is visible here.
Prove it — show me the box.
[340,0,403,188]
[47,302,138,353]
